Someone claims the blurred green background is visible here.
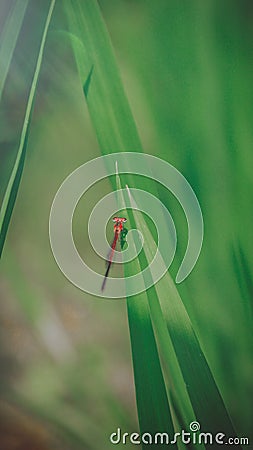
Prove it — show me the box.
[0,0,252,448]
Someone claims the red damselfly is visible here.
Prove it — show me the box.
[101,217,128,291]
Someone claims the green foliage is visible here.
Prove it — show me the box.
[64,1,241,447]
[0,0,252,449]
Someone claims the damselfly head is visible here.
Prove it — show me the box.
[112,217,127,223]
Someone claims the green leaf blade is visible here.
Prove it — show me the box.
[0,0,56,257]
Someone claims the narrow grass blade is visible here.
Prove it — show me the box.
[0,0,29,101]
[116,171,175,443]
[127,292,175,443]
[0,0,56,257]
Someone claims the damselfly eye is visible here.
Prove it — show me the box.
[112,217,118,222]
